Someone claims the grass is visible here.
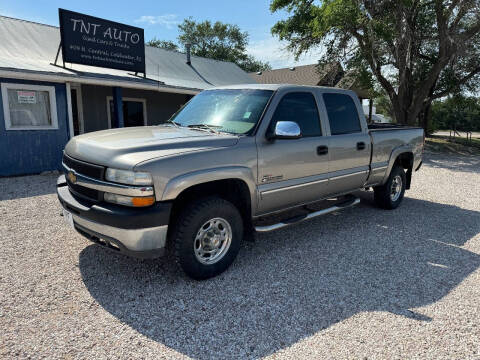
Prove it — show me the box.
[426,135,480,155]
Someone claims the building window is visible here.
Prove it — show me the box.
[1,83,58,130]
[107,97,147,128]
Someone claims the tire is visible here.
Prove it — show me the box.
[171,197,243,280]
[374,165,406,210]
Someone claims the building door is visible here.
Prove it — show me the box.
[70,88,80,136]
[108,97,147,127]
[69,83,84,136]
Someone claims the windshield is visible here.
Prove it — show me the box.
[170,89,273,135]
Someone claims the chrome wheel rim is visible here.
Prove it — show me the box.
[194,217,232,265]
[390,175,403,202]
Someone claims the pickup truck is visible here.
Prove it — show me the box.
[57,84,424,279]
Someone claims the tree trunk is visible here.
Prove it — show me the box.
[417,83,437,133]
[392,98,425,126]
[390,96,407,125]
[417,101,432,134]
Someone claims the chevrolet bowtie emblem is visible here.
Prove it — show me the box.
[67,171,77,184]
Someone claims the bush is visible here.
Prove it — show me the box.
[431,96,480,132]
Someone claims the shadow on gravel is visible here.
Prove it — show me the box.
[0,174,57,200]
[423,152,480,173]
[79,192,480,359]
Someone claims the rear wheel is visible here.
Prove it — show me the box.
[171,197,243,280]
[374,165,406,210]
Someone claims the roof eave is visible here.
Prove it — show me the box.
[0,68,202,95]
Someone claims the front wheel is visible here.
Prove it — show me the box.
[374,165,406,210]
[171,197,243,280]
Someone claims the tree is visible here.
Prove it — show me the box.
[236,55,272,73]
[146,38,179,51]
[145,19,271,72]
[270,0,480,127]
[431,95,480,132]
[177,18,271,72]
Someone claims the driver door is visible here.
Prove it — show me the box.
[256,91,330,214]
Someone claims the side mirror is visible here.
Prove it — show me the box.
[273,121,302,139]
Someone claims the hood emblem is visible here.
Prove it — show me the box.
[67,171,77,184]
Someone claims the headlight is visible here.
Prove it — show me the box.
[104,193,155,207]
[105,168,153,186]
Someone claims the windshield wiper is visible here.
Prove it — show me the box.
[187,123,222,134]
[166,119,181,127]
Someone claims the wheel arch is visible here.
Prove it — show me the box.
[382,147,414,189]
[163,167,256,231]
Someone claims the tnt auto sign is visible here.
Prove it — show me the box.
[58,9,145,73]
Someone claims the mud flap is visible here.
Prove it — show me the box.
[406,168,412,189]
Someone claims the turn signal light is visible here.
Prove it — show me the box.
[104,193,155,207]
[131,196,155,207]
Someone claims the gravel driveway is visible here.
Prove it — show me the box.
[1,151,479,359]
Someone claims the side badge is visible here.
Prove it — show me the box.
[261,174,284,183]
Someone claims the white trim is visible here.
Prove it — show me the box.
[0,69,200,95]
[261,178,328,196]
[65,82,74,138]
[106,96,148,128]
[1,82,58,131]
[70,83,85,134]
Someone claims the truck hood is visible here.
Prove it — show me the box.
[64,125,239,169]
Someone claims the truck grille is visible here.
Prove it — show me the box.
[67,181,101,201]
[63,153,105,180]
[63,153,105,202]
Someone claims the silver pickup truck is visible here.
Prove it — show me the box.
[57,84,424,279]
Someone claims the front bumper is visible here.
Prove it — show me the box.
[57,175,171,259]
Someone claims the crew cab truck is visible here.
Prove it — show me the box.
[57,84,424,279]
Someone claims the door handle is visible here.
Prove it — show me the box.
[357,142,366,150]
[317,145,328,155]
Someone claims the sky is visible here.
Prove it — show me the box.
[0,0,320,69]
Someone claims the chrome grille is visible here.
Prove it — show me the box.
[63,153,105,202]
[62,153,105,180]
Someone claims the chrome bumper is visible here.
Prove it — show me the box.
[73,214,168,257]
[57,175,171,259]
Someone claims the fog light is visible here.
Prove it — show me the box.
[104,193,155,207]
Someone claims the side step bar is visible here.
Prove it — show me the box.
[254,197,360,233]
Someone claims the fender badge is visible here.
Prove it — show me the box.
[67,171,77,184]
[261,174,283,183]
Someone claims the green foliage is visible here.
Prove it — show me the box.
[238,56,272,73]
[270,0,480,126]
[146,38,179,51]
[431,96,480,132]
[146,19,271,73]
[178,18,271,72]
[375,92,394,120]
[178,18,247,61]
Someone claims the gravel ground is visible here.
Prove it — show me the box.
[434,130,480,138]
[1,151,480,359]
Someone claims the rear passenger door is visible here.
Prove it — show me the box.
[321,92,370,196]
[256,91,330,214]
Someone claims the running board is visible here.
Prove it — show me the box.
[254,197,360,233]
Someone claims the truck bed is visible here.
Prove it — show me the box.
[368,123,422,131]
[365,124,424,187]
